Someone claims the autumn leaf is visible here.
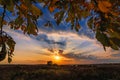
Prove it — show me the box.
[49,0,58,12]
[49,6,55,12]
[20,3,27,10]
[31,4,42,16]
[98,1,112,13]
[111,11,119,16]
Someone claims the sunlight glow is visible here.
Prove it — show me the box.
[54,55,60,60]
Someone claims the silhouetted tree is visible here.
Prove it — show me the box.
[47,61,53,66]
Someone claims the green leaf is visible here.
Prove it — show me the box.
[87,17,93,29]
[71,21,74,30]
[6,37,16,52]
[81,10,89,18]
[30,4,42,17]
[6,0,14,12]
[0,43,7,61]
[44,22,49,27]
[109,39,119,50]
[108,30,120,39]
[75,22,81,32]
[55,11,64,25]
[96,31,110,47]
[110,38,120,48]
[13,16,24,29]
[66,11,72,22]
[27,21,38,35]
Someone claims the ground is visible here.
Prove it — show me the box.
[0,64,120,80]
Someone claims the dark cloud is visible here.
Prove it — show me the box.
[79,41,93,47]
[36,3,94,39]
[94,58,120,63]
[58,50,64,54]
[60,52,120,63]
[111,50,120,57]
[112,54,120,57]
[47,48,64,55]
[35,33,67,50]
[72,41,94,51]
[71,48,99,55]
[48,48,54,53]
[61,52,98,60]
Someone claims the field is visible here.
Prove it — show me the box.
[0,64,120,80]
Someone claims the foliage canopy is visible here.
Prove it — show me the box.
[0,0,120,63]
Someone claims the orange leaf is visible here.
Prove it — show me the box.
[49,6,55,12]
[98,1,112,13]
[20,4,27,10]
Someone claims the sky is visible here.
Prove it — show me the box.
[0,3,120,65]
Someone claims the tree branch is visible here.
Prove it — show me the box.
[0,5,6,35]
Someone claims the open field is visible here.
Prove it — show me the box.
[0,64,120,80]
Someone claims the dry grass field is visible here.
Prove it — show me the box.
[0,64,120,80]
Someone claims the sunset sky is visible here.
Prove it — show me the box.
[0,3,120,65]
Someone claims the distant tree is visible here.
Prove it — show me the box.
[0,0,120,62]
[47,61,53,66]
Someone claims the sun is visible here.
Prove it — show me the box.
[54,55,60,60]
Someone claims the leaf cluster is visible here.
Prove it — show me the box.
[0,31,15,63]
